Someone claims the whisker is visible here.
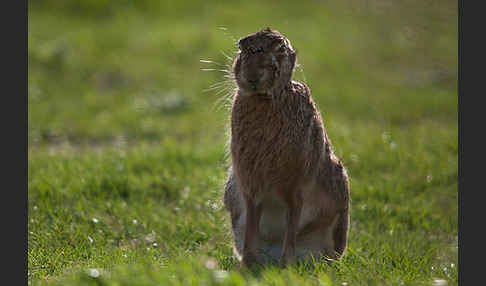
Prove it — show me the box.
[218,26,239,48]
[203,83,232,93]
[213,91,236,112]
[221,50,235,63]
[202,27,240,112]
[208,80,234,88]
[204,78,235,92]
[200,59,228,68]
[214,85,233,95]
[296,63,308,85]
[212,87,236,110]
[208,82,229,89]
[200,68,232,74]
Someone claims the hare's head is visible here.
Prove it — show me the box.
[233,28,296,96]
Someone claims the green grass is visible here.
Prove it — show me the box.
[28,0,457,285]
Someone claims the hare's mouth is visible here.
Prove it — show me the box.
[239,88,270,98]
[247,86,269,97]
[240,84,264,94]
[255,91,270,97]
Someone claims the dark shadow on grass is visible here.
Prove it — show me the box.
[236,255,339,280]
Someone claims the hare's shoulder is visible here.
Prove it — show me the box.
[289,81,317,108]
[290,81,310,97]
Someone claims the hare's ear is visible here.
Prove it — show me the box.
[237,39,243,51]
[238,37,250,52]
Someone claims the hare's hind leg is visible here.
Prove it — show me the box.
[223,168,246,262]
[223,168,241,227]
[333,209,349,258]
[328,159,350,259]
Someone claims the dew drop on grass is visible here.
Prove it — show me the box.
[182,186,190,199]
[213,270,228,282]
[205,258,218,270]
[145,231,156,243]
[433,278,447,285]
[88,268,100,278]
[209,201,219,210]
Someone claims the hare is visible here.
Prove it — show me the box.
[223,28,350,268]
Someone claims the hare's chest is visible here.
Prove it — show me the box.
[231,100,297,150]
[230,97,310,186]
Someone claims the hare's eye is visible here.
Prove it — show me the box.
[249,47,263,54]
[273,43,284,52]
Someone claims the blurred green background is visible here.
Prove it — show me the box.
[28,0,457,146]
[28,0,457,285]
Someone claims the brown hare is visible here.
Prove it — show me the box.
[223,28,350,269]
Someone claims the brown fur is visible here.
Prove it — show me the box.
[222,28,350,268]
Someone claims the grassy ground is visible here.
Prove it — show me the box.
[28,0,457,285]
